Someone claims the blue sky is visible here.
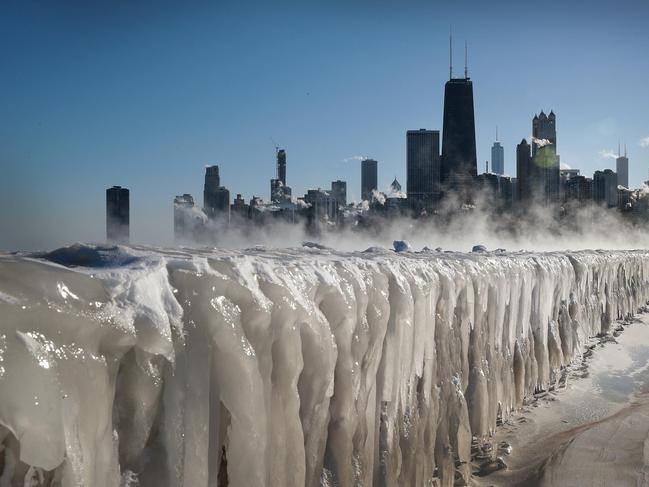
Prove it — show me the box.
[1,0,648,249]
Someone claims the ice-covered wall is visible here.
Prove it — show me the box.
[1,245,649,487]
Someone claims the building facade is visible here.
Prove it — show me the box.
[304,189,338,222]
[277,149,287,186]
[440,76,477,202]
[564,176,593,208]
[270,149,292,203]
[616,149,629,189]
[173,193,195,241]
[532,111,560,203]
[231,193,249,219]
[106,186,129,243]
[331,180,347,207]
[515,139,537,203]
[203,165,230,220]
[407,129,440,203]
[491,141,504,175]
[593,169,618,207]
[361,158,378,201]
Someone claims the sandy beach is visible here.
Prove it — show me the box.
[473,315,649,487]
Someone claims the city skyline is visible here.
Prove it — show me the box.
[2,0,649,250]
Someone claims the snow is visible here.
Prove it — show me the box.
[1,245,649,486]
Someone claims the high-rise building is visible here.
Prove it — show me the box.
[203,165,230,220]
[532,111,556,156]
[593,169,618,207]
[440,45,477,202]
[560,167,581,201]
[564,176,593,208]
[491,128,504,175]
[106,186,129,243]
[516,139,537,202]
[616,144,629,189]
[361,158,378,201]
[331,180,347,207]
[231,193,249,219]
[204,165,220,193]
[270,179,292,204]
[277,149,287,186]
[499,176,514,208]
[303,189,338,222]
[532,111,560,203]
[174,194,196,241]
[271,149,292,203]
[407,129,440,203]
[476,172,499,198]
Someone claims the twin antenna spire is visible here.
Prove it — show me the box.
[618,141,629,158]
[449,28,468,80]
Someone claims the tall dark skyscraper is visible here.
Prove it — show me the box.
[204,165,220,194]
[277,149,287,186]
[270,149,292,203]
[593,169,618,207]
[331,180,347,207]
[361,158,378,201]
[532,111,560,203]
[106,186,129,243]
[407,129,440,203]
[440,42,477,202]
[516,139,536,203]
[204,165,230,220]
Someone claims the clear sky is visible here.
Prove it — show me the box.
[1,0,648,250]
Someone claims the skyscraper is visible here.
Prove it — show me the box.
[532,111,560,203]
[331,180,347,207]
[515,139,536,203]
[174,194,196,241]
[407,129,440,203]
[564,176,593,208]
[203,165,230,220]
[277,149,287,186]
[531,111,556,156]
[491,128,504,175]
[440,42,477,202]
[361,158,378,201]
[593,169,618,207]
[271,149,292,203]
[616,144,629,189]
[204,165,220,193]
[106,186,129,243]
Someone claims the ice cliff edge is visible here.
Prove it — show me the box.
[1,245,649,486]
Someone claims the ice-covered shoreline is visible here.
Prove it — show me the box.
[2,245,649,486]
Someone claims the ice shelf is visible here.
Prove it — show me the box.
[1,244,649,486]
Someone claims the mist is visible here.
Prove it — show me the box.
[170,188,649,253]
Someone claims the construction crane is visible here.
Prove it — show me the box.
[270,137,280,155]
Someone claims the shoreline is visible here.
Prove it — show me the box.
[472,314,649,486]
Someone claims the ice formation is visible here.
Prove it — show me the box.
[1,244,649,486]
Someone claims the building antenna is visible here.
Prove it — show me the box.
[449,27,453,80]
[618,140,621,157]
[464,41,468,78]
[625,143,627,158]
[496,125,499,142]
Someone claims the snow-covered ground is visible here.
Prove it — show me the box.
[1,244,649,486]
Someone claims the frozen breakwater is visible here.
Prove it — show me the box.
[1,245,649,486]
